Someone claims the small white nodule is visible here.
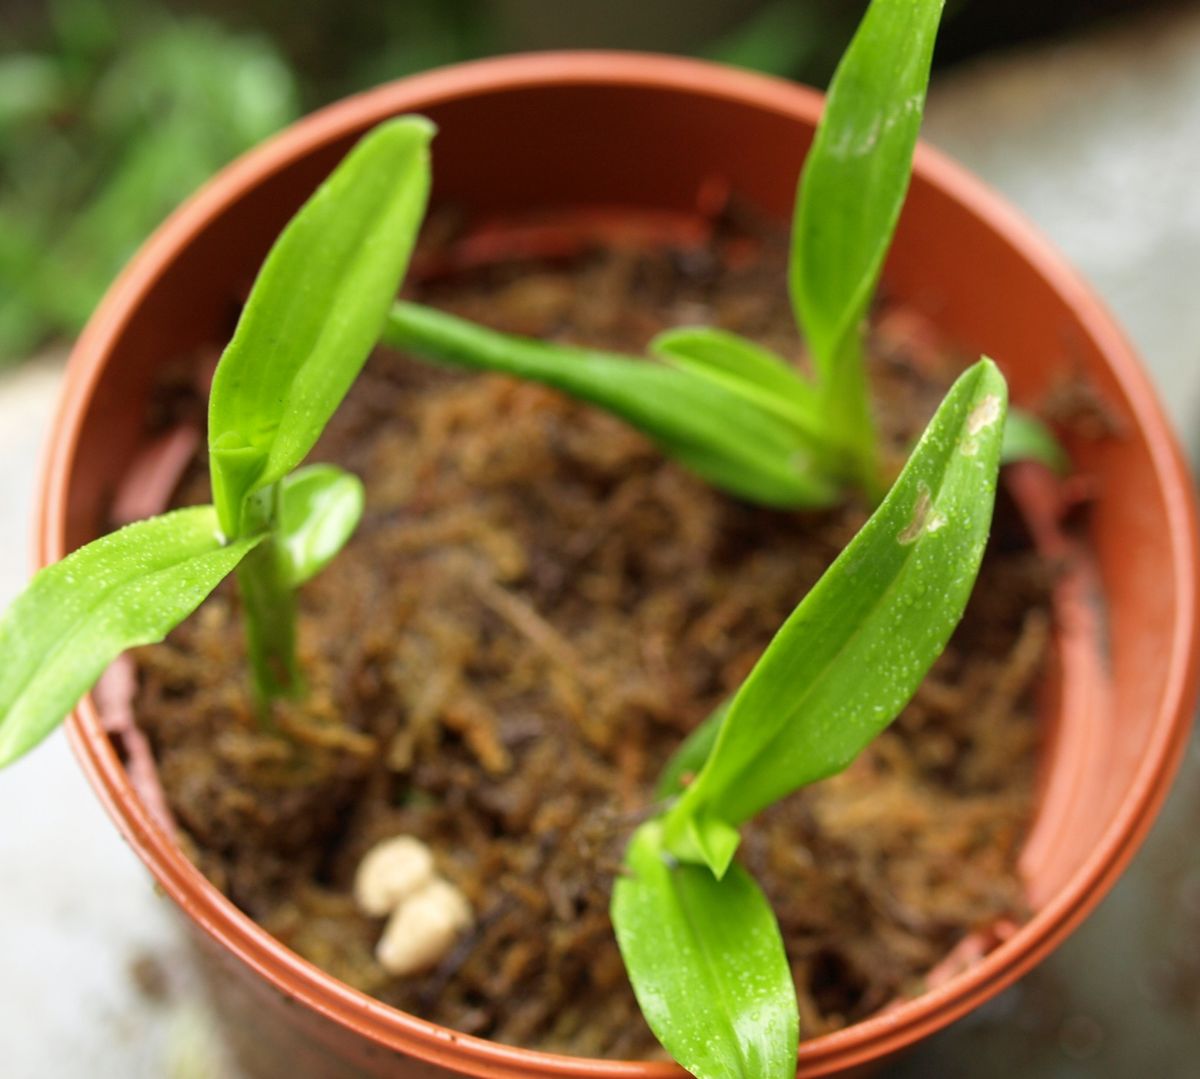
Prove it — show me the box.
[376,878,474,976]
[354,835,436,917]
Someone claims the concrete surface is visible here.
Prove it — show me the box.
[2,5,1199,1075]
[0,354,233,1078]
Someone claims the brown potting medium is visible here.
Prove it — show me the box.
[128,214,1052,1058]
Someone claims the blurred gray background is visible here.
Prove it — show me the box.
[1,1,1198,1075]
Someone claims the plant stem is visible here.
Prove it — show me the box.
[235,484,302,716]
[823,334,884,502]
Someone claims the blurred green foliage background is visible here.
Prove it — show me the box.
[0,0,1166,366]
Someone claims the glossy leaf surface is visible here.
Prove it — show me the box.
[1001,407,1069,474]
[276,464,365,586]
[655,699,728,801]
[791,0,945,479]
[612,820,798,1079]
[664,358,1007,875]
[650,326,828,445]
[384,300,840,508]
[0,507,259,766]
[209,116,433,536]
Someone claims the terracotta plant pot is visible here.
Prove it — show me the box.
[39,53,1200,1078]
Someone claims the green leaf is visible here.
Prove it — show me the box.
[650,326,830,447]
[791,0,946,484]
[664,358,1007,875]
[611,820,798,1079]
[384,301,839,509]
[276,464,365,587]
[655,699,729,801]
[0,506,260,767]
[1001,407,1069,474]
[209,116,434,537]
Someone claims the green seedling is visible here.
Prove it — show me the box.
[0,116,433,765]
[612,357,1008,1078]
[384,0,1061,505]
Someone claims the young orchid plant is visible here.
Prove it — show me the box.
[382,0,1061,506]
[0,116,434,764]
[611,357,1007,1078]
[0,2,1043,1077]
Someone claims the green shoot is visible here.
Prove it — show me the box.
[0,116,433,766]
[611,358,1008,1076]
[1002,407,1070,474]
[790,0,945,494]
[207,118,431,538]
[387,0,963,508]
[653,698,729,801]
[208,116,431,703]
[664,358,1007,872]
[232,466,365,703]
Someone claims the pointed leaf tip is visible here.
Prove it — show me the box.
[209,115,433,535]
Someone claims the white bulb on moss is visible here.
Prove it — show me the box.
[353,835,436,918]
[376,878,474,976]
